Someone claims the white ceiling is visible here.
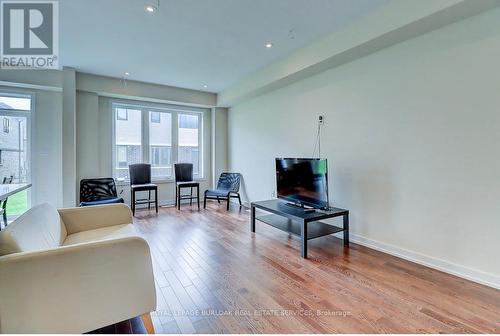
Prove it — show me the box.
[60,0,387,93]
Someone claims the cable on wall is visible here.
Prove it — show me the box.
[312,115,324,158]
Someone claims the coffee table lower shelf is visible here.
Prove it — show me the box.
[251,199,349,258]
[256,214,345,240]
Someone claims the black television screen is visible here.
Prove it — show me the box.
[275,158,329,209]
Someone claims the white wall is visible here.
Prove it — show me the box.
[228,8,500,286]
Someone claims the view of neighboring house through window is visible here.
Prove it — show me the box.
[178,114,200,175]
[149,111,172,179]
[0,93,31,217]
[150,111,161,123]
[113,103,203,181]
[114,108,142,180]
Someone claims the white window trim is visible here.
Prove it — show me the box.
[111,101,205,183]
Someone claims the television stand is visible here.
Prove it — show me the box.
[250,199,349,258]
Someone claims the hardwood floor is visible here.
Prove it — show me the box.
[133,202,500,334]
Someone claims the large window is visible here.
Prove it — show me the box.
[113,103,203,181]
[114,108,142,180]
[178,114,200,175]
[0,93,31,217]
[149,111,172,179]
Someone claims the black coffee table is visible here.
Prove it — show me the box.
[250,199,349,258]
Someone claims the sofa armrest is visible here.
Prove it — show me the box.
[0,236,156,333]
[58,203,133,234]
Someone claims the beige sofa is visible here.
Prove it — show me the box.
[0,203,156,333]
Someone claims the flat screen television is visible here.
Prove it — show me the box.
[275,158,329,209]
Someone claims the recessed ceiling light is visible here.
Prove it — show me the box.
[146,0,159,13]
[203,84,208,88]
[125,72,130,76]
[265,42,273,48]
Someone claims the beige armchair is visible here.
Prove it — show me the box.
[0,203,156,333]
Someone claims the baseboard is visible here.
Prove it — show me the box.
[348,233,500,290]
[230,198,251,208]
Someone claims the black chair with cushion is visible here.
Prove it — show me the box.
[79,178,124,207]
[129,163,158,216]
[174,163,200,210]
[204,173,242,211]
[0,175,14,228]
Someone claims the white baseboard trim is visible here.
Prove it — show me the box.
[348,233,500,290]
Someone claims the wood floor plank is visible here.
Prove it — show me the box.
[159,286,197,333]
[132,203,500,334]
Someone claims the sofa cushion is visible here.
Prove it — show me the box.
[63,223,136,246]
[0,203,67,256]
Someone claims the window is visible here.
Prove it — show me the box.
[151,147,171,166]
[117,146,128,168]
[149,111,172,179]
[112,103,204,181]
[114,108,142,180]
[179,114,198,129]
[150,111,160,123]
[0,95,31,111]
[116,108,128,121]
[0,93,32,218]
[178,114,201,176]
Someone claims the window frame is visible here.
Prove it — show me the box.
[111,101,204,183]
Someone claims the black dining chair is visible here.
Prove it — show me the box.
[204,173,242,211]
[79,178,124,207]
[0,175,14,228]
[129,163,158,216]
[174,163,200,210]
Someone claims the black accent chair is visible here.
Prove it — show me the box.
[79,178,124,207]
[129,163,158,216]
[204,173,242,211]
[0,175,14,228]
[174,163,200,210]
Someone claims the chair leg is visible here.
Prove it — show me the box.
[226,196,230,211]
[203,191,207,209]
[190,187,193,206]
[148,190,151,210]
[2,203,7,227]
[197,185,200,210]
[217,197,220,204]
[155,189,158,213]
[175,184,177,207]
[178,186,181,210]
[237,194,242,206]
[131,189,135,216]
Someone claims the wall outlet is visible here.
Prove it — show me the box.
[318,115,324,124]
[271,191,276,198]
